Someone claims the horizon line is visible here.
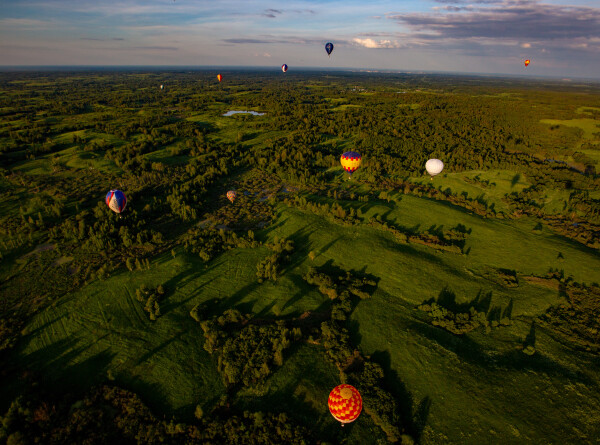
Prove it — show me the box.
[0,65,598,83]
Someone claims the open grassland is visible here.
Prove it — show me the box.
[9,199,600,443]
[2,72,600,444]
[540,118,600,140]
[409,170,532,213]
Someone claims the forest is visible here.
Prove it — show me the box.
[1,69,599,444]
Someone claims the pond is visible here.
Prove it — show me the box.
[222,110,265,116]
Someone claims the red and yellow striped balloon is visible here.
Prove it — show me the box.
[328,384,362,424]
[217,73,223,82]
[340,151,362,175]
[226,190,237,203]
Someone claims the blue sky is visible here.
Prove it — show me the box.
[1,0,599,78]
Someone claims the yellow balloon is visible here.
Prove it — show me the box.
[340,151,362,175]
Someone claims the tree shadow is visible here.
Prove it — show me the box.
[218,281,262,312]
[347,319,362,347]
[116,374,174,419]
[317,235,343,258]
[407,320,595,385]
[188,297,221,321]
[414,396,432,443]
[511,173,521,188]
[525,321,536,348]
[502,298,514,319]
[4,337,116,406]
[430,287,493,314]
[135,331,184,365]
[369,350,431,443]
[281,273,315,312]
[159,261,222,316]
[453,223,472,235]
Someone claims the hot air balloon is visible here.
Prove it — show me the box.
[328,384,362,425]
[106,189,127,214]
[325,42,334,57]
[160,84,164,90]
[524,59,530,67]
[217,74,223,82]
[340,151,362,176]
[425,159,444,179]
[226,190,237,203]
[282,64,288,73]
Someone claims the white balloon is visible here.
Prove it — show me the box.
[425,159,444,177]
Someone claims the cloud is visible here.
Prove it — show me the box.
[81,37,125,41]
[262,8,282,18]
[223,38,273,44]
[129,46,178,51]
[353,38,402,49]
[260,8,315,18]
[0,18,57,30]
[222,36,328,45]
[387,1,600,48]
[432,5,474,12]
[433,0,503,3]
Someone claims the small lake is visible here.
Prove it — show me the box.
[222,110,265,116]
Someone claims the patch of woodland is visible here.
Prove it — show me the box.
[538,272,600,354]
[418,288,513,335]
[0,384,312,444]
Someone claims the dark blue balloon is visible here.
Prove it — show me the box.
[325,42,334,56]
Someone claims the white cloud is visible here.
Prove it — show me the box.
[352,38,401,49]
[0,18,57,30]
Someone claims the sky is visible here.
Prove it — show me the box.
[1,0,599,78]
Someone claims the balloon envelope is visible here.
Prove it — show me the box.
[340,151,362,175]
[328,384,362,424]
[217,74,223,82]
[106,189,127,214]
[325,42,334,56]
[282,64,288,73]
[226,190,237,203]
[524,59,530,67]
[425,159,444,177]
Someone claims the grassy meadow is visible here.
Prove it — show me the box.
[1,71,600,444]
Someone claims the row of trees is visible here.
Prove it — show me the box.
[0,385,312,444]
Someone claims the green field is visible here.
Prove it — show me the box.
[8,199,600,442]
[1,71,600,444]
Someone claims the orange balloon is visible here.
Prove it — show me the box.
[524,59,530,67]
[328,384,362,424]
[217,74,223,82]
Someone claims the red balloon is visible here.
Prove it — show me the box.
[328,384,362,424]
